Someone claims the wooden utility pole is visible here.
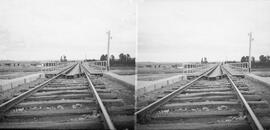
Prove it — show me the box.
[248,32,254,73]
[106,30,112,71]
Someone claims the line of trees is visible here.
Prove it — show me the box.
[100,53,135,66]
[240,55,270,68]
[259,55,270,63]
[240,56,255,63]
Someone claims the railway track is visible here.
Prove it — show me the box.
[136,64,270,130]
[0,63,133,129]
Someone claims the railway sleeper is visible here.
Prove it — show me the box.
[4,108,97,120]
[167,95,262,103]
[32,90,92,96]
[207,76,224,80]
[42,84,86,86]
[47,82,88,85]
[185,87,248,92]
[5,106,133,120]
[185,85,232,89]
[0,118,104,129]
[137,118,270,130]
[158,92,259,100]
[159,101,269,110]
[184,91,255,95]
[36,85,105,91]
[37,86,89,91]
[107,105,135,115]
[171,86,249,91]
[163,89,253,94]
[32,89,111,97]
[151,108,270,120]
[14,99,124,108]
[193,82,230,86]
[24,93,118,101]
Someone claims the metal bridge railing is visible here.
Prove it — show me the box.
[225,62,249,74]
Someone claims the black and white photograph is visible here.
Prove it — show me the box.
[0,0,135,129]
[136,0,270,130]
[1,0,270,130]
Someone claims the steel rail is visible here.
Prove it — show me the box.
[135,64,219,123]
[0,63,77,116]
[81,64,116,130]
[221,65,264,130]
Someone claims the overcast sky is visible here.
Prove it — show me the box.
[0,0,135,61]
[138,0,270,62]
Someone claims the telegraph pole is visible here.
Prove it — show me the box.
[248,32,254,73]
[106,30,112,71]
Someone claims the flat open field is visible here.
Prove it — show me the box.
[0,72,38,79]
[137,67,183,81]
[110,66,135,75]
[0,66,41,79]
[138,67,183,74]
[252,67,270,77]
[0,66,41,72]
[138,73,180,81]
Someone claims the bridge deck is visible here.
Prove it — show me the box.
[208,65,222,78]
[66,64,81,76]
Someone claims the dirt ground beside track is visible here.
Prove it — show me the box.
[102,76,135,106]
[244,77,270,107]
[252,71,270,77]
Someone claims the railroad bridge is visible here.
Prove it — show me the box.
[0,62,134,130]
[136,62,270,130]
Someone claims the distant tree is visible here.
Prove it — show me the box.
[119,53,124,64]
[100,53,135,66]
[110,55,115,65]
[123,54,127,63]
[252,56,255,63]
[100,54,106,61]
[259,55,267,63]
[110,55,115,61]
[245,56,249,62]
[127,54,130,61]
[267,55,270,62]
[241,56,246,62]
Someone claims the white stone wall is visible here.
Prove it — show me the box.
[0,73,44,92]
[136,75,187,96]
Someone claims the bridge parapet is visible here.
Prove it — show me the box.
[181,63,216,76]
[83,61,106,74]
[41,62,72,72]
[224,62,249,75]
